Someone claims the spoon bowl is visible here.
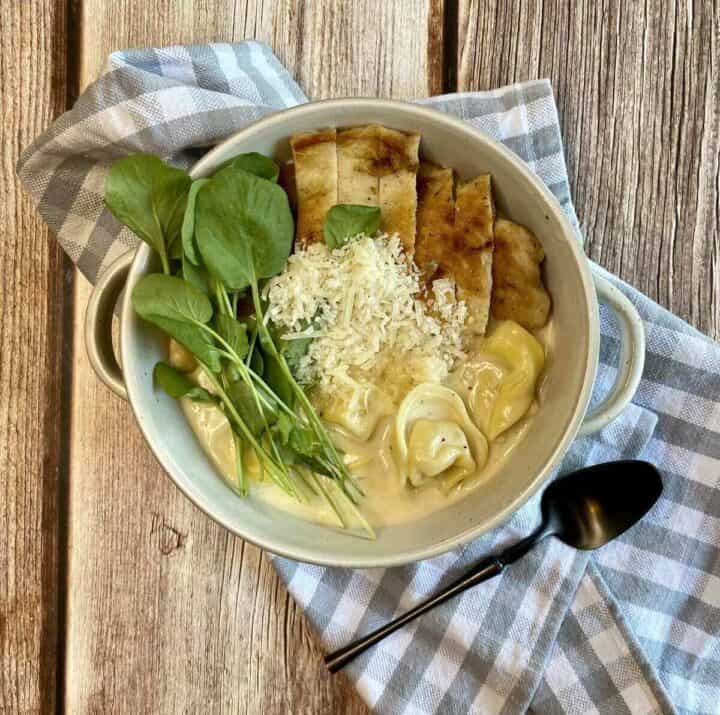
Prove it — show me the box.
[543,460,664,550]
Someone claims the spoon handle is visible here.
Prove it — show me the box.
[324,556,503,673]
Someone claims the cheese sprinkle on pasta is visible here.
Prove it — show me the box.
[263,235,468,402]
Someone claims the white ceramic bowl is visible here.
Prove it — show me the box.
[86,99,645,567]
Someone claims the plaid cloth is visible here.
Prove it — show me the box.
[17,42,719,715]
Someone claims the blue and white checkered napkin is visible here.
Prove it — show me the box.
[18,42,720,714]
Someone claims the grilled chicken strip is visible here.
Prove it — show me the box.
[337,125,419,254]
[491,218,551,330]
[376,127,420,255]
[290,129,338,246]
[415,164,495,335]
[448,175,495,335]
[337,126,381,206]
[415,162,455,279]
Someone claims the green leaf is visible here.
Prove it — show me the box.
[194,167,294,291]
[249,345,264,375]
[288,424,321,455]
[232,432,248,496]
[226,381,277,436]
[181,178,210,265]
[132,274,213,323]
[266,321,311,379]
[182,253,210,295]
[287,425,333,477]
[257,323,311,406]
[215,315,249,360]
[273,412,294,444]
[153,362,214,402]
[153,171,192,245]
[281,335,311,377]
[105,155,191,265]
[132,274,222,371]
[224,362,242,383]
[214,153,280,183]
[323,204,381,249]
[168,234,184,260]
[152,317,222,372]
[262,351,293,408]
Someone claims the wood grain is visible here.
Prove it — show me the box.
[65,2,440,712]
[0,1,69,713]
[268,0,444,98]
[7,1,712,712]
[456,0,719,339]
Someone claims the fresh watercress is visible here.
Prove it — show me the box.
[194,166,294,291]
[226,380,277,436]
[105,154,191,274]
[260,323,312,406]
[109,152,368,536]
[215,315,249,360]
[131,274,222,372]
[153,362,214,402]
[273,411,294,444]
[168,234,184,260]
[181,178,210,265]
[132,273,212,323]
[249,345,264,376]
[214,152,280,183]
[281,334,312,376]
[323,204,381,249]
[286,425,333,477]
[181,253,210,295]
[262,350,294,408]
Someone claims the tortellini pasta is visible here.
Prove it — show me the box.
[406,420,476,485]
[394,383,489,490]
[454,320,545,440]
[379,354,448,401]
[320,381,394,441]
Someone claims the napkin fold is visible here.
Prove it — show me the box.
[18,42,720,715]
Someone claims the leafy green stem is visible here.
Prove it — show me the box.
[159,249,171,276]
[245,329,258,368]
[232,432,247,496]
[249,281,360,495]
[196,321,287,417]
[201,365,297,497]
[214,280,233,316]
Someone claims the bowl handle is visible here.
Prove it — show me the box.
[84,251,134,400]
[578,268,646,435]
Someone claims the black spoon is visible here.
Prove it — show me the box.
[325,460,662,673]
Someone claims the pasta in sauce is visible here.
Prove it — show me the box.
[181,318,551,529]
[107,123,556,537]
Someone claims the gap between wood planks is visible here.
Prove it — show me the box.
[53,2,83,714]
[442,0,458,92]
[52,262,74,715]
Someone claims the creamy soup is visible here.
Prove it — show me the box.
[181,319,552,529]
[104,124,555,539]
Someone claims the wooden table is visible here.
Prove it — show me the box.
[2,1,717,712]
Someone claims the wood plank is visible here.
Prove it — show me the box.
[456,0,719,339]
[270,0,444,98]
[66,1,442,712]
[0,1,69,712]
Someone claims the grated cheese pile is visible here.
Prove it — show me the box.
[263,235,468,403]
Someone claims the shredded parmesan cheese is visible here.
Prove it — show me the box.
[263,235,468,403]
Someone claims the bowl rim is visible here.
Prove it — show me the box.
[121,97,599,567]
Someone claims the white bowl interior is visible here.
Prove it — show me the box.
[122,100,596,567]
